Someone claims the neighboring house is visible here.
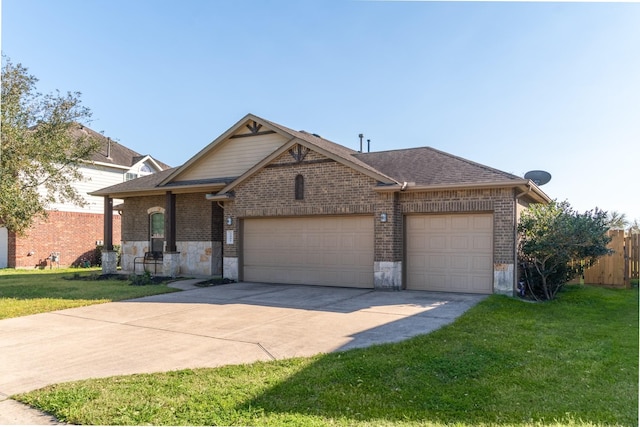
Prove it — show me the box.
[0,124,170,269]
[92,114,550,295]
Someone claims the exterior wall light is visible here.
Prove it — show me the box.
[380,213,388,223]
[226,217,233,226]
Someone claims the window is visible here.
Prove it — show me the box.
[295,174,304,200]
[150,212,165,252]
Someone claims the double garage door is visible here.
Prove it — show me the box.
[243,216,374,288]
[406,214,494,294]
[242,213,493,293]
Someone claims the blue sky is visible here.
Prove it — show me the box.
[3,0,639,222]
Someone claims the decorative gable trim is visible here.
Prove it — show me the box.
[212,138,398,197]
[229,120,277,139]
[159,114,293,186]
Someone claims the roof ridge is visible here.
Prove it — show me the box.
[256,116,396,183]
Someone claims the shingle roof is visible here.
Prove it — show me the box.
[71,124,171,170]
[91,115,535,198]
[354,146,521,186]
[90,167,177,196]
[260,117,398,183]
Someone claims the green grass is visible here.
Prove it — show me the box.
[15,285,638,426]
[0,268,179,319]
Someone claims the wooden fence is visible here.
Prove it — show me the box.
[570,230,640,288]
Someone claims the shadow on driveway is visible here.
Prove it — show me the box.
[0,282,486,397]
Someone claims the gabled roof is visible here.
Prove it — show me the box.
[159,113,397,187]
[90,114,550,203]
[259,116,398,184]
[71,124,171,170]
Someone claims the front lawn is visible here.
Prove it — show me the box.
[15,285,638,426]
[0,268,179,319]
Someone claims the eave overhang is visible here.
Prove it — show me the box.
[374,179,551,204]
[205,193,234,201]
[89,182,227,199]
[81,159,131,170]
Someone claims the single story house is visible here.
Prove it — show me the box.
[91,114,550,295]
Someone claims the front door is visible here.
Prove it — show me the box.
[150,212,164,253]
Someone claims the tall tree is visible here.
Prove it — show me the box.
[518,200,612,301]
[606,211,629,230]
[1,56,99,234]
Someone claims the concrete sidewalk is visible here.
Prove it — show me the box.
[0,280,486,424]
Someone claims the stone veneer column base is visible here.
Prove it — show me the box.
[374,261,402,290]
[101,250,118,275]
[163,252,181,278]
[223,257,238,281]
[493,263,515,296]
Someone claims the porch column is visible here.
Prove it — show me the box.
[164,191,177,252]
[103,196,113,250]
[163,191,180,277]
[102,196,118,274]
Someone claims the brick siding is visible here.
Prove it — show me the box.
[121,193,223,243]
[11,210,121,268]
[224,148,379,258]
[122,195,165,241]
[117,145,519,284]
[220,146,517,267]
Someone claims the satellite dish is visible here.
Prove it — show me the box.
[524,170,552,186]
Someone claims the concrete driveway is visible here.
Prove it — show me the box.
[0,281,486,423]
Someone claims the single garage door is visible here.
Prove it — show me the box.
[406,214,493,294]
[243,216,374,288]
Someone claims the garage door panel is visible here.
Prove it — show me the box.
[472,255,492,270]
[473,235,492,250]
[450,256,470,270]
[407,214,493,294]
[451,216,470,230]
[451,236,470,250]
[474,215,493,230]
[428,254,447,269]
[244,216,373,288]
[429,236,447,250]
[429,217,447,230]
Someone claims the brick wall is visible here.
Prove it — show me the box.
[177,193,223,242]
[12,210,122,268]
[115,145,520,287]
[375,192,402,262]
[221,146,517,267]
[224,147,380,257]
[122,193,223,243]
[122,195,165,241]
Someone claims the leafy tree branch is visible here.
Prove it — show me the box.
[1,55,100,234]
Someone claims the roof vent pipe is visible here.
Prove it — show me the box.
[106,138,112,159]
[367,139,370,153]
[358,133,363,153]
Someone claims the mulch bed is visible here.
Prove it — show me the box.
[194,277,235,287]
